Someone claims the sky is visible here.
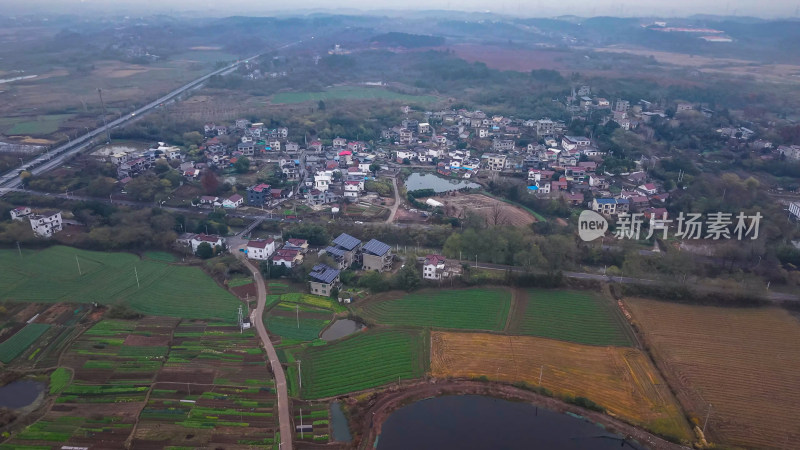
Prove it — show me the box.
[3,0,799,18]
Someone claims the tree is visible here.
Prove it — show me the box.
[183,131,204,146]
[396,262,421,291]
[201,170,220,195]
[369,162,381,176]
[318,100,326,110]
[196,242,214,259]
[234,156,250,174]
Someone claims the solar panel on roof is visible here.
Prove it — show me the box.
[326,246,346,257]
[363,239,391,256]
[310,265,340,284]
[332,233,361,251]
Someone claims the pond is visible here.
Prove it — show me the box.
[0,380,45,409]
[330,401,352,442]
[320,319,364,341]
[404,173,479,193]
[377,395,644,450]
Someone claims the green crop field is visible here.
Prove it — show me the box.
[297,329,428,399]
[0,246,240,321]
[49,368,71,394]
[0,114,74,136]
[271,86,438,105]
[0,323,50,363]
[509,290,634,347]
[266,316,330,342]
[357,289,511,331]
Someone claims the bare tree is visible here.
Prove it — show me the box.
[488,202,507,227]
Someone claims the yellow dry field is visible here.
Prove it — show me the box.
[431,331,692,442]
[625,298,800,449]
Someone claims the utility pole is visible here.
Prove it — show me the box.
[300,407,304,440]
[702,403,713,434]
[539,365,543,385]
[16,241,22,257]
[75,255,82,276]
[296,360,302,392]
[134,266,140,288]
[296,304,299,329]
[97,88,111,143]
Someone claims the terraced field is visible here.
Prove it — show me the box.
[266,315,330,342]
[0,246,240,320]
[508,289,634,346]
[430,331,692,442]
[357,288,511,331]
[296,329,428,399]
[626,298,800,449]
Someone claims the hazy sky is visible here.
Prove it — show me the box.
[4,0,800,18]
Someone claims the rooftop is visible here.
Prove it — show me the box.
[363,239,391,257]
[309,264,341,284]
[332,233,362,251]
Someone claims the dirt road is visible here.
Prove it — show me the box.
[239,255,293,449]
[385,177,400,223]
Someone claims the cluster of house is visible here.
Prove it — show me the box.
[421,254,462,280]
[10,207,64,238]
[588,175,668,219]
[176,233,226,253]
[304,143,377,205]
[100,142,183,181]
[244,237,309,268]
[307,233,394,298]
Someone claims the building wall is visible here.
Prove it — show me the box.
[309,281,333,296]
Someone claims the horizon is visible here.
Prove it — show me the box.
[2,0,800,20]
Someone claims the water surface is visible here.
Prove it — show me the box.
[405,173,479,193]
[0,380,45,409]
[377,395,644,450]
[330,401,352,442]
[320,319,364,341]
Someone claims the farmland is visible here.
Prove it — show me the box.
[0,113,75,136]
[625,298,800,449]
[356,288,511,331]
[266,315,330,342]
[508,289,634,346]
[294,329,428,399]
[2,314,278,449]
[270,86,438,105]
[0,323,50,363]
[0,246,240,321]
[430,331,692,442]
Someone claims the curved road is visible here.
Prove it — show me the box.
[238,254,293,449]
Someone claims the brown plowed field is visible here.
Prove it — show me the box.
[430,331,692,442]
[437,193,537,227]
[625,298,800,449]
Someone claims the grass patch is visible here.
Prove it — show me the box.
[0,114,74,136]
[49,368,70,394]
[357,288,511,331]
[266,316,329,342]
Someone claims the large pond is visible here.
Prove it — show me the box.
[0,380,45,409]
[320,319,364,341]
[377,395,644,450]
[404,173,479,193]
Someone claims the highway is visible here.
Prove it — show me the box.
[0,40,301,192]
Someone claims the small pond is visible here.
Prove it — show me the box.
[0,380,45,409]
[404,173,479,193]
[330,401,352,442]
[321,319,364,341]
[377,395,644,450]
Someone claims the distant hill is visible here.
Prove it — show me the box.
[370,32,445,48]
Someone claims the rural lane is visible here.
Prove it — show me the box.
[238,254,293,450]
[385,176,401,223]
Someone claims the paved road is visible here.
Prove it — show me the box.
[238,253,293,450]
[0,40,301,191]
[385,177,401,223]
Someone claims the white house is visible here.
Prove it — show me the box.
[191,234,225,253]
[422,254,461,280]
[222,194,244,209]
[344,181,360,200]
[789,202,800,220]
[28,211,62,238]
[561,136,591,151]
[314,172,333,192]
[247,239,276,260]
[10,206,31,221]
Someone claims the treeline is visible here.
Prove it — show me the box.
[370,32,445,48]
